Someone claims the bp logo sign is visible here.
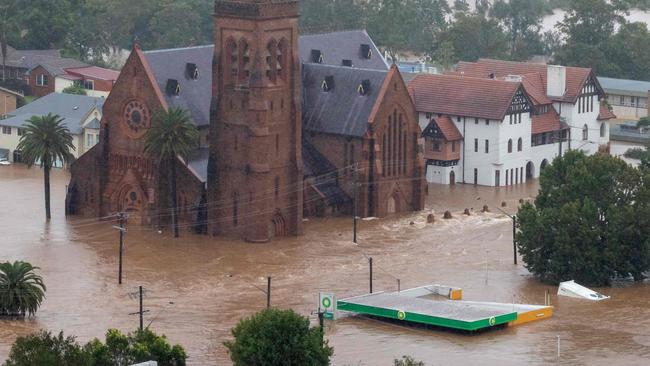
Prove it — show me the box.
[322,297,332,308]
[397,310,406,320]
[488,316,496,326]
[319,293,336,319]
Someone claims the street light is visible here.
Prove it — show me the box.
[494,205,518,265]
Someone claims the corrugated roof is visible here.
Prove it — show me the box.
[408,74,522,121]
[143,45,213,127]
[302,63,387,137]
[65,66,120,81]
[598,76,650,97]
[0,93,104,135]
[299,30,388,70]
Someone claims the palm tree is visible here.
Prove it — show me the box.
[0,261,46,318]
[144,107,199,238]
[17,113,75,220]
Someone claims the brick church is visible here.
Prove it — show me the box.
[66,0,425,242]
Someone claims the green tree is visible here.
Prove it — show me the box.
[516,151,650,286]
[84,328,187,366]
[144,107,199,238]
[603,22,650,81]
[12,0,77,49]
[224,308,333,366]
[0,261,46,318]
[491,0,546,60]
[62,84,87,96]
[300,0,366,33]
[3,331,91,366]
[144,0,212,49]
[17,114,75,220]
[438,12,509,62]
[0,0,18,82]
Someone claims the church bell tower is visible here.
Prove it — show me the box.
[208,0,303,242]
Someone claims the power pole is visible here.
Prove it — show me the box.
[128,286,150,331]
[353,163,359,244]
[513,215,517,265]
[139,285,143,330]
[369,257,373,294]
[266,276,271,309]
[112,212,126,285]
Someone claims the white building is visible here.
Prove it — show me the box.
[0,93,104,165]
[407,59,614,186]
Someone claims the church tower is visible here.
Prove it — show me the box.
[208,0,303,242]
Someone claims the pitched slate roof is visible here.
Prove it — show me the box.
[302,63,387,137]
[531,108,563,134]
[143,45,214,127]
[598,76,650,98]
[456,59,595,103]
[407,74,522,121]
[31,58,89,76]
[303,139,350,205]
[597,104,617,120]
[299,30,388,70]
[0,93,104,135]
[4,47,61,70]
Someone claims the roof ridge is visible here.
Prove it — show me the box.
[303,62,388,74]
[143,45,214,54]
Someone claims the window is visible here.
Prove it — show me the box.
[582,124,588,141]
[2,126,11,134]
[620,95,625,105]
[432,141,442,152]
[457,116,461,123]
[83,80,94,90]
[509,114,513,125]
[485,139,489,153]
[486,119,489,126]
[275,176,280,200]
[508,139,513,153]
[600,123,606,138]
[474,168,478,185]
[36,74,48,86]
[17,128,23,136]
[86,134,94,147]
[425,112,432,119]
[474,118,479,125]
[474,138,478,152]
[495,170,500,186]
[517,138,523,152]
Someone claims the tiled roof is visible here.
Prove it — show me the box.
[521,73,551,105]
[0,93,103,135]
[407,74,522,121]
[299,30,388,70]
[531,108,562,134]
[65,66,120,81]
[143,45,213,127]
[31,58,89,77]
[456,59,594,103]
[302,63,387,137]
[597,104,617,120]
[427,115,462,141]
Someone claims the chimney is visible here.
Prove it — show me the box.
[505,74,522,82]
[547,64,566,98]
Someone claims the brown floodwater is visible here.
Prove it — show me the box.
[1,164,649,365]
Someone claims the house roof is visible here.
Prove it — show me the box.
[598,76,650,98]
[143,45,213,127]
[407,74,523,121]
[422,115,463,141]
[299,30,388,70]
[3,47,61,70]
[0,93,104,135]
[531,108,563,134]
[0,86,23,98]
[303,139,350,205]
[65,66,120,81]
[456,59,595,103]
[597,104,617,120]
[520,73,552,105]
[30,58,89,77]
[302,63,387,137]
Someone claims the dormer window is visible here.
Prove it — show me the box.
[361,44,372,59]
[166,79,181,96]
[322,75,334,92]
[186,63,199,79]
[311,49,323,63]
[357,79,371,96]
[342,59,353,67]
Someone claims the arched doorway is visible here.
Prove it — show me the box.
[526,161,535,179]
[115,184,146,222]
[387,196,396,214]
[540,159,549,171]
[449,170,455,185]
[270,212,287,238]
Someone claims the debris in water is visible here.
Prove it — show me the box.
[444,211,453,219]
[557,280,610,301]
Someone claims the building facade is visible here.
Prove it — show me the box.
[598,76,649,120]
[65,1,424,241]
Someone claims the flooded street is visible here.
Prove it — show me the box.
[1,165,650,365]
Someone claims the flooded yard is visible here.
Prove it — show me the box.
[1,165,649,365]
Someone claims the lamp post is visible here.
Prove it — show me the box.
[495,206,517,265]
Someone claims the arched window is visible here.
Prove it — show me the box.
[600,123,606,138]
[266,39,278,82]
[582,124,588,141]
[277,38,289,81]
[233,192,239,226]
[226,38,238,85]
[275,176,280,200]
[508,139,513,153]
[238,39,250,83]
[517,137,523,151]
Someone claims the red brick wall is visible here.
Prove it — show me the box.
[28,66,54,98]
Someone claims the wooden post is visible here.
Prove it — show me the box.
[369,257,373,294]
[267,276,271,308]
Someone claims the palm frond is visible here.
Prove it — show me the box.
[144,107,200,164]
[16,113,75,169]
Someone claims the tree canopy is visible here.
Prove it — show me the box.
[516,151,650,286]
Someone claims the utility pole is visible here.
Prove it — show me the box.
[128,286,150,331]
[369,257,373,293]
[139,285,143,330]
[112,212,126,284]
[353,163,359,244]
[267,276,271,309]
[513,215,517,265]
